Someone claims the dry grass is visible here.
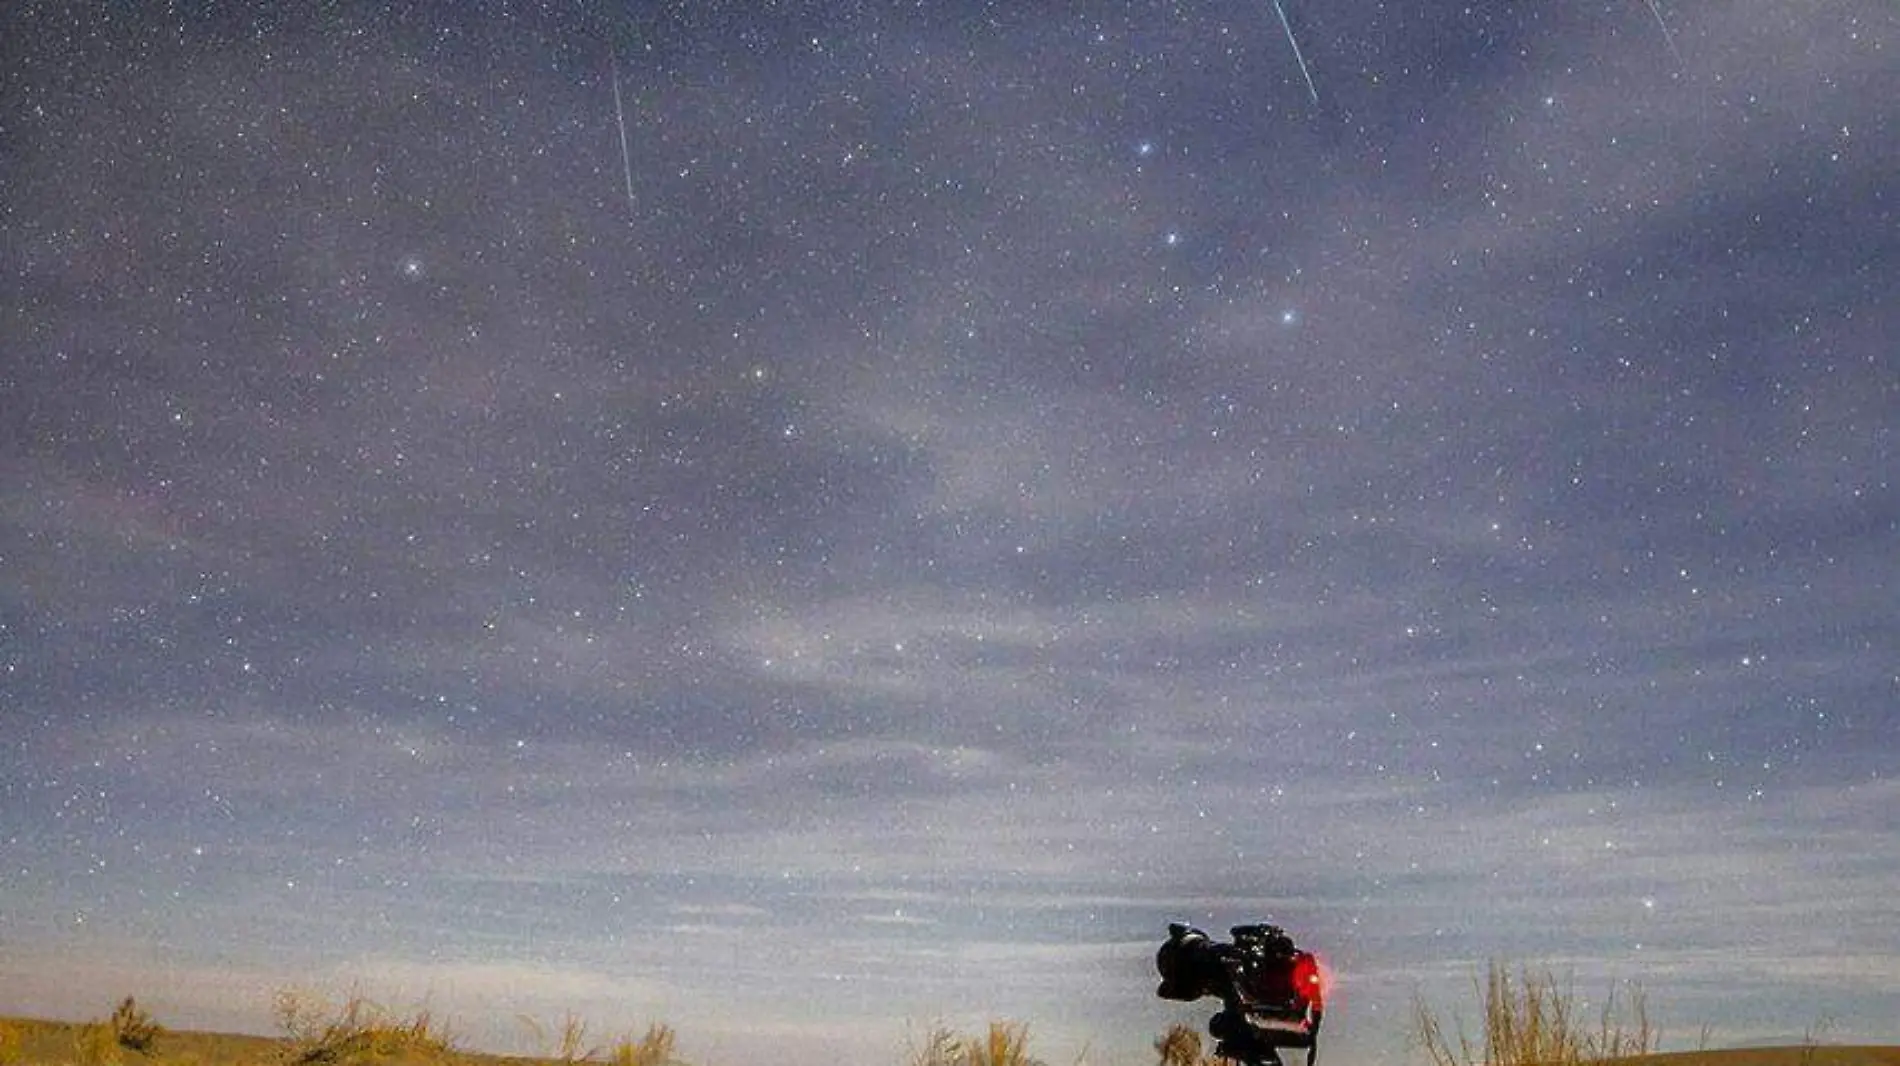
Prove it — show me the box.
[904,1022,1045,1066]
[515,1013,596,1066]
[1,986,1892,1066]
[603,1025,675,1066]
[273,989,456,1066]
[509,1016,673,1066]
[69,1023,122,1066]
[908,1024,965,1066]
[553,1017,591,1066]
[0,1021,25,1066]
[109,1000,162,1055]
[906,1022,1043,1066]
[962,1022,1041,1066]
[1632,1051,1900,1066]
[0,1006,682,1066]
[1154,1023,1219,1066]
[1,1015,280,1066]
[1414,960,1656,1066]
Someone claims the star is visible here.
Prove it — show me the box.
[6,3,1892,1063]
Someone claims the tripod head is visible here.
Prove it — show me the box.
[1155,922,1326,1066]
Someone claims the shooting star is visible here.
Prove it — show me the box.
[1270,0,1320,105]
[610,54,635,211]
[1642,0,1684,67]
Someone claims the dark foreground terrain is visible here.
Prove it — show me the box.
[4,1012,1896,1066]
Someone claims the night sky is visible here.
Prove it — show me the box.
[3,2,1896,1065]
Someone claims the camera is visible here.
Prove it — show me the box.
[1155,922,1326,1066]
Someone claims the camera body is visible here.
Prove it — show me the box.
[1155,922,1325,1066]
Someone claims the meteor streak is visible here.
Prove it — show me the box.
[611,55,635,211]
[1642,0,1684,67]
[1270,0,1320,105]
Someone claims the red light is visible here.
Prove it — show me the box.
[1292,953,1329,1007]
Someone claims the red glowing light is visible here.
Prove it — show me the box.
[1293,953,1331,1007]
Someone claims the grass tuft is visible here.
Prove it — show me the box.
[1800,1016,1838,1066]
[908,1021,1044,1066]
[961,1022,1042,1066]
[554,1013,594,1066]
[518,1011,600,1065]
[605,1023,676,1066]
[908,1024,963,1066]
[1153,1024,1218,1066]
[111,996,164,1053]
[73,1021,125,1066]
[273,988,457,1065]
[1413,960,1655,1066]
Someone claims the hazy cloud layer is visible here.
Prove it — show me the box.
[3,2,1895,1065]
